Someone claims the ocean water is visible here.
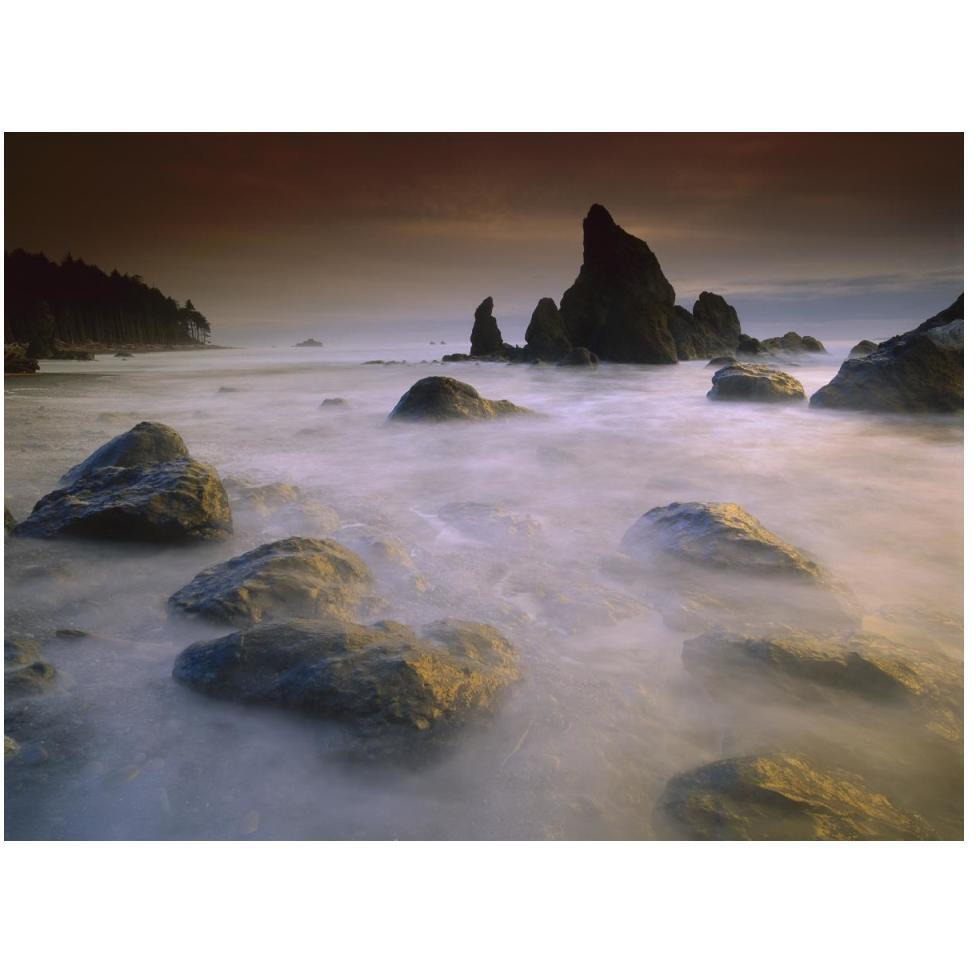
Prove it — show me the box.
[3,338,963,839]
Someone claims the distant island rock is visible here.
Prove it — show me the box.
[810,294,963,413]
[295,338,323,347]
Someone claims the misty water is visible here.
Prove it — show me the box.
[4,337,963,839]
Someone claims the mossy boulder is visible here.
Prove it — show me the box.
[389,376,531,422]
[708,363,806,402]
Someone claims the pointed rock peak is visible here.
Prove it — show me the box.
[475,296,494,317]
[585,203,615,227]
[470,296,503,356]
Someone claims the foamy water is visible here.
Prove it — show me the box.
[3,339,963,838]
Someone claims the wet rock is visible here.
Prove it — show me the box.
[169,536,373,626]
[736,335,762,356]
[5,638,57,697]
[173,617,520,732]
[295,338,323,347]
[620,502,859,629]
[388,376,531,422]
[320,397,348,408]
[707,362,806,402]
[557,347,599,367]
[13,458,232,543]
[441,353,471,363]
[437,502,542,543]
[222,477,340,535]
[470,296,504,357]
[559,204,677,364]
[59,421,189,486]
[524,297,572,361]
[682,628,962,741]
[810,295,963,413]
[800,335,827,353]
[706,356,736,368]
[4,736,18,759]
[847,339,878,359]
[655,754,935,840]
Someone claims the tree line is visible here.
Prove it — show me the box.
[5,249,212,348]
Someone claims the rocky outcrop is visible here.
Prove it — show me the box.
[682,628,962,742]
[654,754,935,840]
[810,295,963,413]
[389,376,531,422]
[736,335,762,356]
[668,293,742,360]
[59,421,189,486]
[847,339,878,359]
[4,344,39,374]
[320,397,348,408]
[173,617,520,732]
[707,362,806,402]
[469,297,504,357]
[524,298,572,361]
[738,332,826,356]
[13,423,231,543]
[169,537,374,626]
[295,338,323,347]
[620,502,858,630]
[558,204,678,364]
[5,506,15,533]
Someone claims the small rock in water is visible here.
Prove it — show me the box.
[388,376,532,422]
[707,362,806,402]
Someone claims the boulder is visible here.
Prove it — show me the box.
[13,458,232,543]
[707,362,806,402]
[389,376,531,422]
[557,346,599,367]
[847,339,878,359]
[810,295,963,413]
[800,335,827,353]
[222,477,340,535]
[469,296,504,357]
[169,536,373,626]
[172,617,520,732]
[706,356,736,368]
[620,502,858,629]
[558,204,678,364]
[682,628,961,741]
[524,297,572,361]
[59,421,189,486]
[655,754,935,840]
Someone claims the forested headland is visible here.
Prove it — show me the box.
[5,250,212,351]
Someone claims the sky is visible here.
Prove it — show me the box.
[4,133,963,343]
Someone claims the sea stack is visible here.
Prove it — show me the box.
[469,296,504,357]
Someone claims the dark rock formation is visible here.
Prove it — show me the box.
[620,502,859,630]
[389,376,531,422]
[320,397,348,408]
[654,754,935,840]
[736,335,762,356]
[707,363,806,402]
[469,297,504,357]
[738,332,827,357]
[847,339,878,359]
[557,346,599,367]
[173,617,520,732]
[682,629,962,742]
[524,298,572,361]
[706,356,736,368]
[5,506,15,533]
[668,292,742,360]
[14,426,232,544]
[169,537,373,626]
[810,295,963,413]
[558,204,678,364]
[59,421,189,486]
[295,338,323,347]
[4,344,39,374]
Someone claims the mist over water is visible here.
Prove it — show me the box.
[4,337,963,839]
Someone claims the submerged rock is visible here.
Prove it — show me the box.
[847,339,878,359]
[655,754,935,840]
[222,477,340,536]
[682,628,962,741]
[388,376,531,422]
[620,502,858,629]
[525,297,572,361]
[706,356,736,368]
[319,397,348,408]
[173,617,520,732]
[437,502,542,543]
[469,296,504,357]
[707,362,806,402]
[169,536,373,626]
[558,204,678,364]
[810,295,963,413]
[59,421,189,486]
[14,458,232,542]
[557,346,599,367]
[5,638,56,697]
[295,338,323,347]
